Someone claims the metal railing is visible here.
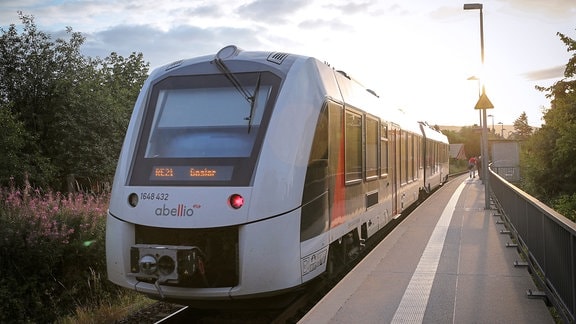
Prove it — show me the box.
[491,166,520,182]
[489,168,576,323]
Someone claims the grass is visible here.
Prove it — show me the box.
[0,177,157,323]
[57,291,155,323]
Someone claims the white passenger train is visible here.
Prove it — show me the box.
[106,45,449,306]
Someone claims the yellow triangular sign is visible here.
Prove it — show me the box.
[475,93,494,109]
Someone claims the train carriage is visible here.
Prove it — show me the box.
[106,45,449,306]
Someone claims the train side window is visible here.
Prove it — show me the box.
[407,133,414,182]
[434,142,439,173]
[365,116,378,180]
[301,104,329,242]
[400,131,407,184]
[431,141,436,174]
[345,110,362,184]
[415,136,418,179]
[380,124,388,178]
[426,139,432,174]
[416,136,421,172]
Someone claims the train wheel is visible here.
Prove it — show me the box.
[326,241,345,278]
[326,231,360,278]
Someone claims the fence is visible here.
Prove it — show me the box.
[490,169,576,323]
[491,166,520,182]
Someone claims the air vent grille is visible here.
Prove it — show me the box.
[267,52,289,64]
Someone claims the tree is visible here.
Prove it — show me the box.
[0,104,28,179]
[513,112,533,140]
[47,52,149,190]
[0,12,62,186]
[522,30,576,201]
[0,12,149,190]
[442,126,482,158]
[461,126,482,158]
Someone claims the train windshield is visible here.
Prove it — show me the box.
[129,71,281,186]
[145,86,270,158]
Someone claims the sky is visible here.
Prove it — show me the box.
[1,0,575,128]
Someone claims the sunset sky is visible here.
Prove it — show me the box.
[1,0,575,127]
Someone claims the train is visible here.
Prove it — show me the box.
[106,45,450,307]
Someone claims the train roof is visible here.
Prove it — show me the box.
[151,45,447,142]
[151,45,309,79]
[420,123,449,143]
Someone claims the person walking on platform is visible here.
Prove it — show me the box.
[468,156,477,178]
[476,156,482,180]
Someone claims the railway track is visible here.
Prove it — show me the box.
[115,301,186,323]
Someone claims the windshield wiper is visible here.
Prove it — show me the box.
[213,57,261,133]
[213,58,252,104]
[247,73,261,133]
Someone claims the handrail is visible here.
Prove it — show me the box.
[489,167,576,323]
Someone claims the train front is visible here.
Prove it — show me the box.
[106,46,330,305]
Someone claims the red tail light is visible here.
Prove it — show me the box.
[229,194,244,209]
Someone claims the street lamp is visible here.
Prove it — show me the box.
[467,75,482,128]
[467,75,481,97]
[498,121,504,137]
[464,2,492,210]
[488,114,494,133]
[467,75,484,184]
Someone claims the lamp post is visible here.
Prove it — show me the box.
[488,114,494,133]
[467,75,484,184]
[464,2,492,210]
[467,75,482,126]
[498,121,503,137]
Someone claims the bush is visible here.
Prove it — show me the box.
[551,193,576,222]
[0,178,120,322]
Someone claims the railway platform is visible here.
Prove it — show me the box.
[298,174,554,323]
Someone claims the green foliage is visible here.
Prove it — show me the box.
[550,193,576,222]
[449,159,469,174]
[0,105,27,180]
[513,112,533,140]
[443,126,481,158]
[521,30,576,205]
[0,12,149,190]
[0,181,121,322]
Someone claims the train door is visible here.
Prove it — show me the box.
[390,124,401,216]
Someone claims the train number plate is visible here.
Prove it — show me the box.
[140,192,169,201]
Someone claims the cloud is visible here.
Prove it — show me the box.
[235,0,309,23]
[429,6,463,20]
[81,24,264,69]
[325,0,378,15]
[298,19,352,32]
[497,0,576,20]
[522,65,565,81]
[177,4,224,18]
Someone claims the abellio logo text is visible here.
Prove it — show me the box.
[155,204,194,217]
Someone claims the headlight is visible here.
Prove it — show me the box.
[158,255,175,276]
[139,255,157,275]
